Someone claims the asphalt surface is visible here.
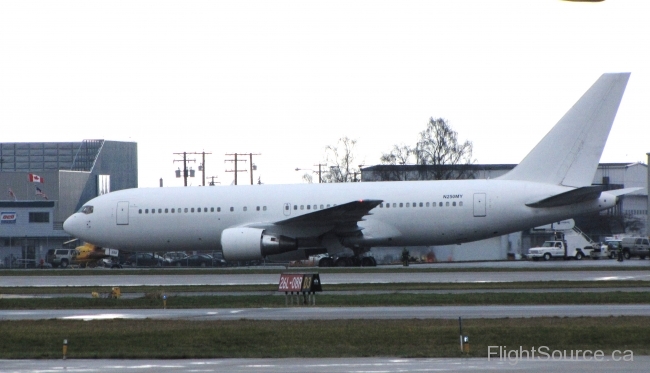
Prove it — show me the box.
[2,357,648,373]
[3,304,650,321]
[3,269,650,287]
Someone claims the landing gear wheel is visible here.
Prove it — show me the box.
[318,257,334,267]
[335,257,351,267]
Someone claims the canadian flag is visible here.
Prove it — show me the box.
[29,173,44,183]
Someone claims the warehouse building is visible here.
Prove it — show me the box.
[0,140,137,267]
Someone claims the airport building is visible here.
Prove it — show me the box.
[0,140,137,267]
[361,160,648,262]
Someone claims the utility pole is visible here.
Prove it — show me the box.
[314,163,326,183]
[173,152,195,187]
[225,153,260,185]
[207,176,220,186]
[174,152,212,186]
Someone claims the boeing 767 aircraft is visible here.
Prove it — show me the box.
[64,73,634,266]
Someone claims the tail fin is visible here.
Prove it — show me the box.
[499,73,630,187]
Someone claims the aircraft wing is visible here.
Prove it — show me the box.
[275,199,383,236]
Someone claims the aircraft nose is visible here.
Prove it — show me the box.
[63,214,80,236]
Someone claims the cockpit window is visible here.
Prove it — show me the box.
[79,206,94,214]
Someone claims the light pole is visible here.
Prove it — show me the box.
[296,163,326,183]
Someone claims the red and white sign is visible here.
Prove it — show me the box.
[1,212,17,224]
[278,274,306,292]
[29,173,44,183]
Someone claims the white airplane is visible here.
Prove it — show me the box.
[64,73,635,266]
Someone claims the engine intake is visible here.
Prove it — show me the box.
[221,227,298,261]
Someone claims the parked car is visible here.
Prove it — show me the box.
[124,253,164,267]
[170,254,225,267]
[590,239,622,259]
[163,252,188,266]
[45,248,77,268]
[621,237,650,259]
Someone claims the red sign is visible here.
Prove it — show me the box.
[278,274,305,292]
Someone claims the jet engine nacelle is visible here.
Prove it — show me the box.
[221,227,298,261]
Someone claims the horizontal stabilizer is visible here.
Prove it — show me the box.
[606,187,643,197]
[526,186,605,208]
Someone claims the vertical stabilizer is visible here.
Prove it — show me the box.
[499,73,630,187]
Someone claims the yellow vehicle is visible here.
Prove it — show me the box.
[46,243,118,268]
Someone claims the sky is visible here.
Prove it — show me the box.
[1,0,648,188]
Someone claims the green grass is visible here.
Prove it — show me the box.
[2,291,650,309]
[1,317,649,359]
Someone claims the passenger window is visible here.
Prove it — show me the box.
[453,202,456,206]
[294,205,297,210]
[300,205,304,210]
[211,207,214,212]
[139,209,142,214]
[399,203,403,208]
[459,202,463,207]
[191,208,195,213]
[165,209,168,213]
[263,206,267,211]
[446,202,449,207]
[171,208,175,213]
[145,209,149,214]
[307,205,311,210]
[327,204,331,208]
[257,206,260,211]
[392,203,396,208]
[419,203,423,207]
[413,202,416,207]
[380,203,383,208]
[158,209,162,213]
[320,205,324,209]
[439,202,443,207]
[230,207,234,212]
[184,208,188,213]
[426,202,430,207]
[406,203,410,208]
[217,207,221,212]
[386,203,390,208]
[243,207,247,211]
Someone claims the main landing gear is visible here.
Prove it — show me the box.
[318,255,377,267]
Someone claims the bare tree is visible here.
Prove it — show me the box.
[321,137,361,183]
[414,117,475,180]
[378,144,414,181]
[377,118,475,181]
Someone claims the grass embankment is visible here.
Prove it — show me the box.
[2,317,649,359]
[2,291,650,309]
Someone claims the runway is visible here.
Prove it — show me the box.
[3,304,650,321]
[4,270,650,287]
[2,357,648,373]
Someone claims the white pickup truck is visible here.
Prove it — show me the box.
[527,228,596,261]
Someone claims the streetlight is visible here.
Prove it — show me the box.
[295,164,325,183]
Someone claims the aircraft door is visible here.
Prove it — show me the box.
[116,201,129,225]
[283,203,292,216]
[473,193,486,217]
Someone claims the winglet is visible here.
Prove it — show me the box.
[499,73,630,187]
